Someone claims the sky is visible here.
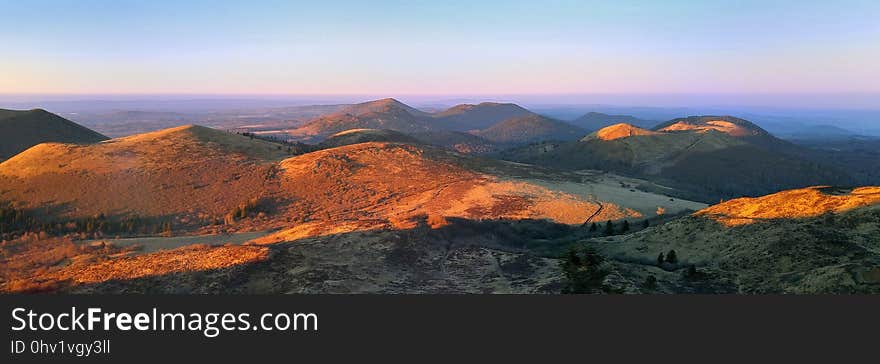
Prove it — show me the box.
[2,0,879,100]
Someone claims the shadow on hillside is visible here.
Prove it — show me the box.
[26,215,605,294]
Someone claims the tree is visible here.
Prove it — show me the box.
[589,222,597,232]
[621,220,630,232]
[656,206,666,216]
[657,252,665,266]
[686,264,697,278]
[604,220,614,235]
[642,219,650,229]
[643,275,657,289]
[561,245,608,294]
[665,249,678,264]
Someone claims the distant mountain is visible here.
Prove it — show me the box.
[476,114,586,144]
[432,102,533,131]
[570,112,657,131]
[287,98,432,141]
[502,117,853,202]
[0,108,108,160]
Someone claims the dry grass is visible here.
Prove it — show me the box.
[697,186,880,226]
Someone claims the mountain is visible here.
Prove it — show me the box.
[432,102,533,131]
[592,186,880,293]
[570,112,657,132]
[0,108,108,160]
[501,117,853,202]
[476,114,586,144]
[286,98,432,141]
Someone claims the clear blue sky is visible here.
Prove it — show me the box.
[2,0,879,95]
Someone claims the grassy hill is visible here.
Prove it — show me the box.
[476,114,586,145]
[287,98,433,141]
[501,118,852,202]
[0,108,108,160]
[432,102,533,131]
[590,186,880,293]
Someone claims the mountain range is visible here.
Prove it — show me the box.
[0,105,877,294]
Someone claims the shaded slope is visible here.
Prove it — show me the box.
[502,119,852,202]
[287,98,432,141]
[570,112,657,132]
[476,114,586,144]
[432,102,533,131]
[318,128,420,148]
[410,130,497,154]
[0,108,108,160]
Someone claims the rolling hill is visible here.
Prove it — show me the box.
[0,125,291,221]
[432,102,533,131]
[0,108,108,160]
[1,121,715,292]
[475,114,586,145]
[286,98,432,141]
[593,186,880,293]
[501,117,852,202]
[569,112,657,132]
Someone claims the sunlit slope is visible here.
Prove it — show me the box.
[0,125,289,219]
[595,186,880,293]
[253,142,644,242]
[696,186,880,226]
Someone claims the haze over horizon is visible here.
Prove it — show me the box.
[3,0,879,107]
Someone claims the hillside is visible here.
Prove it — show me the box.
[592,186,880,293]
[318,128,420,148]
[476,114,586,144]
[0,125,292,221]
[501,119,852,202]
[570,112,657,132]
[0,108,108,160]
[432,102,533,131]
[1,124,715,292]
[585,123,660,141]
[410,130,497,154]
[286,98,432,141]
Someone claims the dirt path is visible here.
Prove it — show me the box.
[581,201,604,227]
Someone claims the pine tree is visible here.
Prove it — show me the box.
[621,220,630,232]
[604,220,614,235]
[666,249,678,264]
[642,219,650,229]
[589,222,597,232]
[657,252,665,266]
